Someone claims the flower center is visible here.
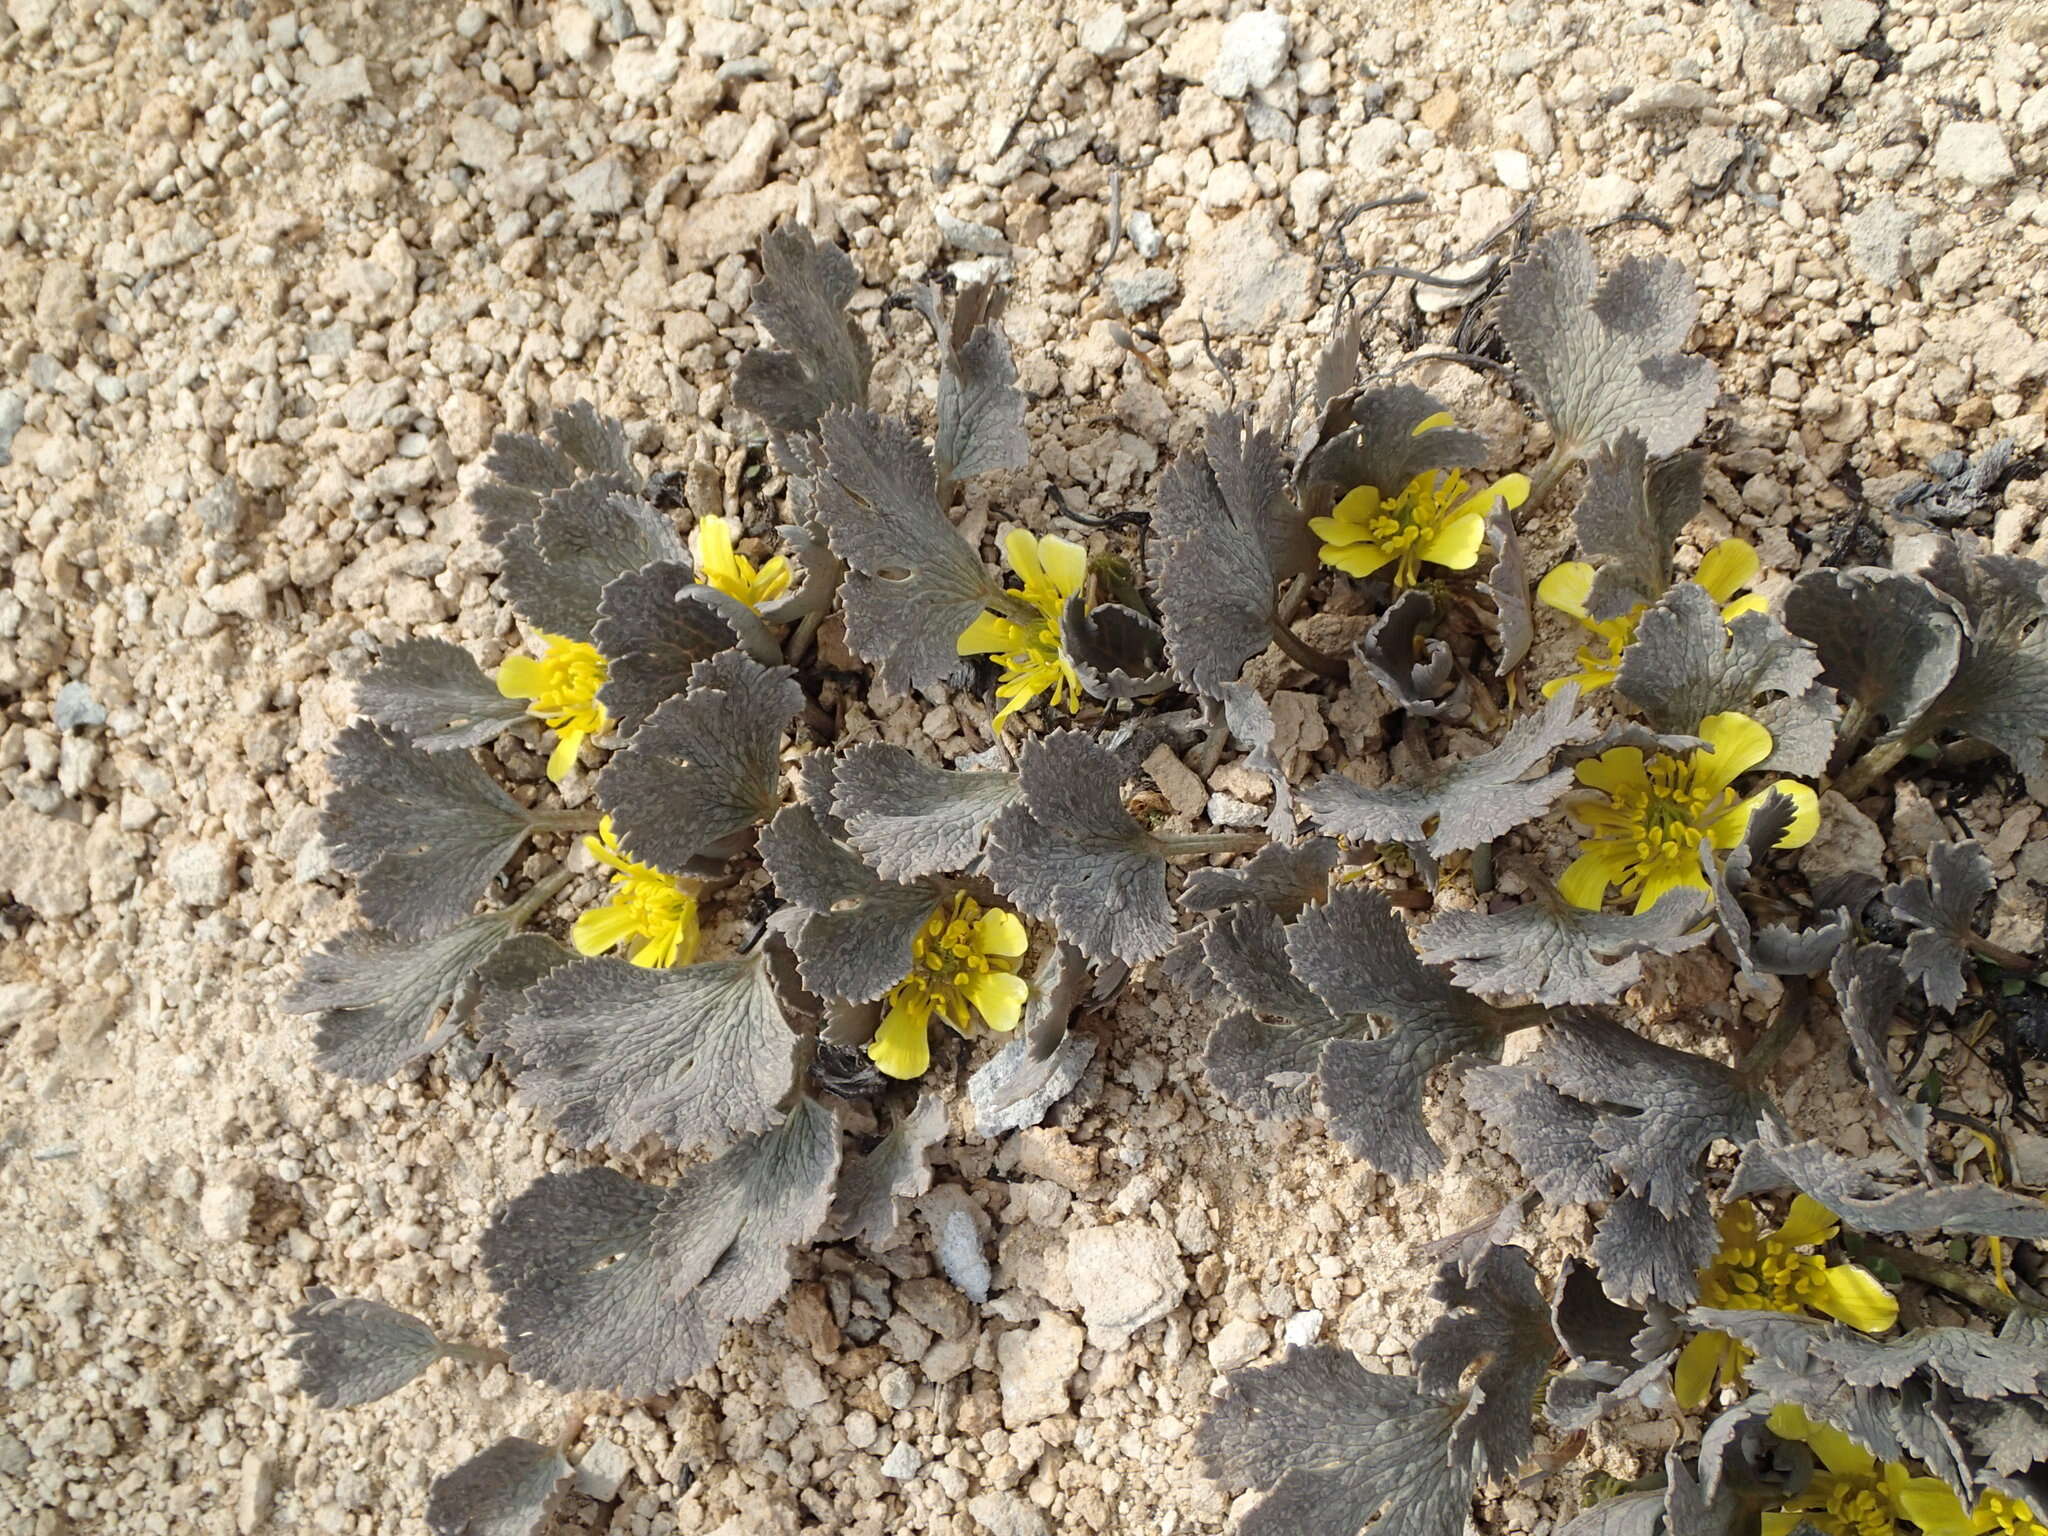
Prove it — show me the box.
[1358,471,1468,586]
[1819,1478,1894,1536]
[1599,753,1736,895]
[897,896,999,1029]
[1700,1236,1830,1312]
[533,641,607,730]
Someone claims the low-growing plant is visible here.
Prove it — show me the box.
[284,220,2048,1536]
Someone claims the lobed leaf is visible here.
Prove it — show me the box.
[1615,583,1835,771]
[1061,597,1172,703]
[1782,566,1962,748]
[1481,499,1534,676]
[1572,431,1705,621]
[590,561,749,735]
[1289,885,1520,1179]
[1414,1245,1556,1479]
[507,951,795,1156]
[732,224,871,444]
[1152,410,1295,696]
[1883,839,1993,1012]
[1359,589,1460,718]
[1728,1124,2048,1241]
[472,402,634,551]
[1906,537,2048,797]
[358,638,527,752]
[500,479,686,643]
[1305,686,1597,857]
[830,743,1021,882]
[911,281,1029,491]
[831,1092,948,1246]
[321,721,534,937]
[1702,789,1849,981]
[425,1437,571,1536]
[985,731,1177,967]
[1181,837,1339,917]
[1544,1258,1678,1432]
[469,933,574,1073]
[288,913,516,1081]
[598,650,803,873]
[1296,383,1487,525]
[758,804,940,1003]
[1496,229,1717,460]
[1419,884,1710,1008]
[1827,941,1932,1171]
[1197,1345,1473,1536]
[285,1295,444,1408]
[1696,1308,2048,1401]
[481,1096,839,1397]
[813,408,1004,695]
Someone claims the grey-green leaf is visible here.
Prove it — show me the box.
[598,650,802,873]
[1197,1345,1472,1536]
[1729,1124,2048,1241]
[472,402,633,550]
[1419,885,1710,1007]
[481,1096,840,1396]
[830,1092,947,1247]
[759,804,941,1003]
[1416,1246,1556,1480]
[322,721,534,937]
[1908,537,2048,797]
[913,280,1029,490]
[500,479,686,642]
[984,730,1176,967]
[1359,588,1460,717]
[591,561,745,734]
[1828,941,1931,1171]
[1482,499,1535,676]
[1573,432,1705,620]
[1883,839,1993,1011]
[1305,687,1596,857]
[1061,597,1172,703]
[831,743,1021,882]
[507,952,794,1156]
[1782,566,1962,747]
[358,639,527,752]
[732,224,871,442]
[286,1296,444,1408]
[287,913,514,1081]
[1497,229,1717,460]
[1297,383,1487,525]
[426,1437,571,1536]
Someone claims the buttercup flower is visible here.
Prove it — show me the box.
[1763,1405,1972,1536]
[1561,711,1820,914]
[692,514,792,612]
[497,634,610,784]
[868,893,1030,1080]
[569,815,700,969]
[1537,539,1768,697]
[1941,1491,2048,1536]
[957,529,1088,727]
[1312,414,1531,589]
[1674,1197,1898,1410]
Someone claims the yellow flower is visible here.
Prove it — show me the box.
[1311,413,1531,589]
[1763,1405,1974,1536]
[1537,540,1768,697]
[868,893,1031,1080]
[497,634,610,784]
[957,529,1088,728]
[1947,1491,2048,1536]
[569,815,700,969]
[1561,711,1821,914]
[691,514,792,612]
[1674,1197,1898,1411]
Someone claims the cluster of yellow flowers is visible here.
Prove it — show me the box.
[956,528,1089,727]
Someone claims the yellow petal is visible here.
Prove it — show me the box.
[496,654,544,700]
[968,971,1030,1032]
[1002,528,1044,587]
[1331,484,1382,524]
[1446,473,1529,527]
[1720,593,1769,621]
[1036,534,1089,597]
[693,512,736,573]
[1308,514,1366,546]
[1713,780,1820,851]
[1776,1193,1840,1248]
[867,996,932,1080]
[1321,541,1396,579]
[1766,1402,1815,1443]
[1537,562,1596,621]
[1416,506,1488,571]
[1691,712,1774,796]
[1894,1481,1977,1536]
[1634,865,1709,916]
[1697,539,1761,603]
[1559,846,1632,909]
[1814,1262,1899,1334]
[957,611,1016,655]
[974,907,1029,958]
[1758,1515,1802,1536]
[753,555,794,602]
[1575,747,1647,796]
[571,904,640,957]
[1673,1331,1729,1411]
[1411,410,1456,436]
[547,726,585,785]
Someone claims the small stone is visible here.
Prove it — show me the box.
[54,682,105,731]
[1143,744,1208,820]
[1077,8,1132,59]
[1206,792,1265,829]
[165,840,237,908]
[612,38,680,103]
[561,153,633,216]
[1817,0,1878,50]
[554,1,596,59]
[1066,1224,1187,1341]
[1577,173,1640,224]
[1012,1127,1099,1193]
[843,1409,880,1450]
[896,1276,973,1340]
[1206,1318,1267,1371]
[1619,80,1712,121]
[199,1172,255,1242]
[923,1186,992,1303]
[1492,149,1534,191]
[1178,211,1312,336]
[1845,198,1914,287]
[1931,121,2014,190]
[1801,791,1887,885]
[702,115,780,199]
[0,805,90,918]
[935,209,1009,255]
[968,1491,1050,1536]
[879,1366,916,1410]
[453,114,515,174]
[302,55,371,107]
[969,1032,1096,1138]
[1414,255,1494,317]
[782,1355,828,1412]
[1282,1309,1324,1346]
[1417,88,1460,134]
[995,1315,1084,1428]
[572,1440,630,1502]
[1108,267,1177,316]
[1349,117,1404,172]
[878,1442,923,1480]
[662,183,800,271]
[1126,209,1163,259]
[1773,63,1834,117]
[1206,10,1290,100]
[236,1450,276,1536]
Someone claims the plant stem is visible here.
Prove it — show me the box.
[1857,1238,2047,1320]
[1153,831,1269,858]
[1832,698,1877,770]
[526,808,603,834]
[1521,441,1577,519]
[1737,976,1811,1085]
[1966,932,2039,975]
[1270,616,1349,680]
[1835,735,1912,799]
[786,605,824,665]
[505,867,577,927]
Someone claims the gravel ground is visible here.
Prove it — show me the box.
[3,0,2047,1532]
